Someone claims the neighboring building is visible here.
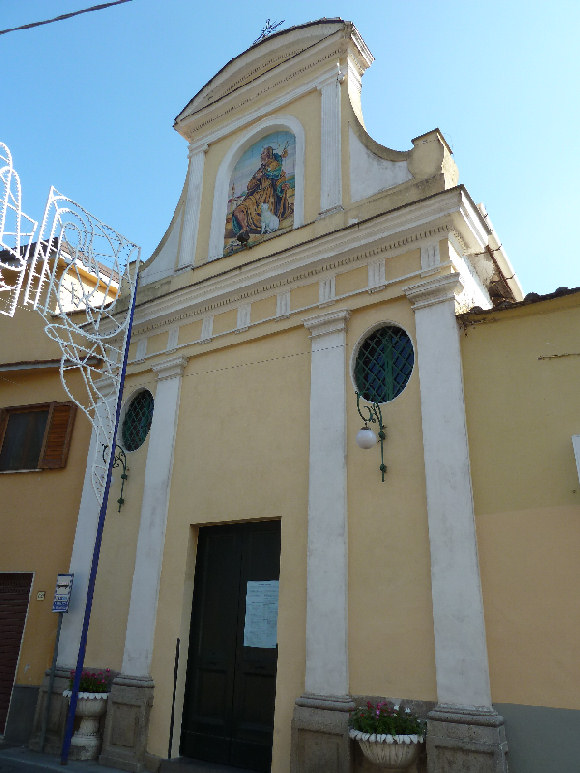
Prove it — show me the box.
[0,243,116,744]
[0,280,92,743]
[25,18,580,773]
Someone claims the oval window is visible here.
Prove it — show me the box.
[121,390,154,451]
[354,326,414,403]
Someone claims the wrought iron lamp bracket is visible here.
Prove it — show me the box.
[356,392,387,482]
[102,444,128,511]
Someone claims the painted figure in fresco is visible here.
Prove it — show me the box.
[231,145,293,241]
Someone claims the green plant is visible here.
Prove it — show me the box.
[350,700,425,736]
[68,668,112,693]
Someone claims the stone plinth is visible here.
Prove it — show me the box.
[426,705,508,772]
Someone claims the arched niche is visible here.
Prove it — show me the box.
[208,115,305,261]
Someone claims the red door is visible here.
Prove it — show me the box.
[0,573,33,732]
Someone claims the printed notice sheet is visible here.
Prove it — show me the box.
[244,580,279,648]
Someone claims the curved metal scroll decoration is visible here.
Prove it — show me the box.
[24,186,140,502]
[0,142,37,316]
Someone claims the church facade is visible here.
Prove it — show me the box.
[25,19,580,773]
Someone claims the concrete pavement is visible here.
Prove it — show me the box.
[0,743,121,773]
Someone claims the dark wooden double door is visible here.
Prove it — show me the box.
[181,521,281,772]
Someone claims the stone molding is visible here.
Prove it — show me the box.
[176,27,367,143]
[132,187,484,333]
[152,355,187,381]
[295,693,355,712]
[303,309,350,338]
[112,674,155,689]
[405,272,463,310]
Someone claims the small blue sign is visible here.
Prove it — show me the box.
[52,573,74,613]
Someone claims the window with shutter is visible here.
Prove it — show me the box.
[0,402,77,472]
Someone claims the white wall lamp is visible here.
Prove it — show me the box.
[356,392,387,481]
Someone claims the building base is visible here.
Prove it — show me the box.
[291,693,354,773]
[99,674,154,773]
[28,667,70,754]
[426,704,508,773]
[5,685,39,745]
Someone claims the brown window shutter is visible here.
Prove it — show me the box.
[39,402,77,469]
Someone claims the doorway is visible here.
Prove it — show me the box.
[0,573,33,733]
[181,521,281,772]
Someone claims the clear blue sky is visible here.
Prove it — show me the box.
[2,0,579,295]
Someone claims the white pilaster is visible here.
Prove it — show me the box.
[318,275,335,306]
[405,273,492,708]
[420,241,441,273]
[302,309,350,696]
[200,315,213,343]
[318,74,343,216]
[120,355,187,677]
[276,290,290,319]
[236,303,251,332]
[177,143,208,270]
[368,258,386,293]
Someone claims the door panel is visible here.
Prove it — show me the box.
[181,521,281,772]
[0,573,32,733]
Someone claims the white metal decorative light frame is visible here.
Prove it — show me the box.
[0,142,37,317]
[26,186,140,500]
[0,146,141,502]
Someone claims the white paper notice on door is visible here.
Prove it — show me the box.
[244,580,279,648]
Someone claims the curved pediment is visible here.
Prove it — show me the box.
[175,19,368,127]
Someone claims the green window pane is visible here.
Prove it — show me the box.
[355,326,414,403]
[122,391,154,452]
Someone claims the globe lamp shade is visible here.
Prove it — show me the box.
[356,426,378,449]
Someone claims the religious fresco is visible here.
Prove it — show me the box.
[224,131,295,256]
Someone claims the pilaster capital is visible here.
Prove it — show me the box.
[316,64,345,92]
[152,355,188,381]
[95,374,117,400]
[303,309,350,338]
[187,141,209,160]
[405,272,463,311]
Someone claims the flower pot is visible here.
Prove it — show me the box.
[62,690,108,760]
[349,729,424,770]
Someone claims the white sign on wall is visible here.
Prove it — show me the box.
[52,573,74,613]
[243,580,279,649]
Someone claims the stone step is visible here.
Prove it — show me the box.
[160,758,259,773]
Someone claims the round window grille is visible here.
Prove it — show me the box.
[121,390,154,451]
[354,326,414,403]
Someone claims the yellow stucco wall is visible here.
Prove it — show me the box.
[122,267,439,768]
[145,325,311,765]
[0,338,92,686]
[84,374,158,671]
[347,301,436,702]
[462,295,580,710]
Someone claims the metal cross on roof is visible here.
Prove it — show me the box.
[253,18,284,45]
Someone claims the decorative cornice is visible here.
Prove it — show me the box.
[152,355,188,381]
[130,227,458,339]
[303,309,350,338]
[405,272,463,310]
[178,38,346,143]
[132,187,481,334]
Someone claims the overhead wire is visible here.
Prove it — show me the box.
[0,0,133,36]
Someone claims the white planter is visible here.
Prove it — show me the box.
[62,690,108,760]
[349,729,424,770]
